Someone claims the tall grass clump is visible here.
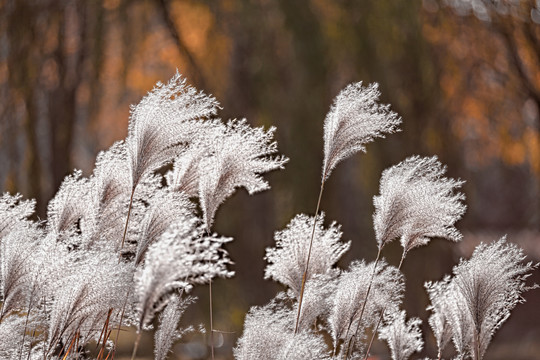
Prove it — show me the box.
[0,72,287,360]
[0,72,536,360]
[235,81,537,360]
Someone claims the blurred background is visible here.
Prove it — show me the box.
[1,0,540,359]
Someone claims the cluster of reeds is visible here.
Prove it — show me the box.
[234,82,537,360]
[0,72,536,360]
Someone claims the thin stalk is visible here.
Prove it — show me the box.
[97,330,112,360]
[343,247,382,360]
[96,309,113,351]
[61,331,78,360]
[200,228,215,360]
[19,288,36,360]
[56,332,73,358]
[294,180,326,334]
[42,296,47,360]
[120,188,136,249]
[111,291,130,360]
[209,280,215,360]
[332,341,340,358]
[75,330,81,360]
[25,329,36,360]
[130,331,142,360]
[112,185,136,357]
[473,330,480,360]
[362,251,406,360]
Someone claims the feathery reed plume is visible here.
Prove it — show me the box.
[265,213,350,295]
[296,82,401,333]
[295,273,338,332]
[126,71,219,190]
[196,119,286,359]
[378,310,423,360]
[165,119,225,198]
[0,226,39,320]
[134,190,194,264]
[0,193,36,238]
[373,156,466,257]
[362,156,465,359]
[425,277,456,359]
[199,119,288,230]
[329,260,404,358]
[46,170,89,239]
[154,294,194,360]
[83,142,131,250]
[234,302,331,360]
[322,82,401,181]
[0,313,31,358]
[451,237,537,360]
[46,253,133,354]
[134,217,232,330]
[122,71,218,249]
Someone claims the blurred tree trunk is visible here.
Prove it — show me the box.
[6,1,42,212]
[4,1,98,216]
[48,3,85,198]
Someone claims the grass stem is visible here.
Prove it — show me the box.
[112,291,130,360]
[294,180,325,334]
[210,280,215,360]
[61,330,78,360]
[120,188,135,249]
[130,331,142,360]
[343,247,382,360]
[362,250,406,360]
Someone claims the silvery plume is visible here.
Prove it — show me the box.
[329,260,404,357]
[126,71,219,191]
[154,294,195,360]
[451,237,537,360]
[234,302,331,360]
[322,82,401,181]
[373,156,466,256]
[264,213,350,296]
[425,276,473,360]
[134,216,233,330]
[378,310,423,360]
[0,193,36,238]
[199,119,288,230]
